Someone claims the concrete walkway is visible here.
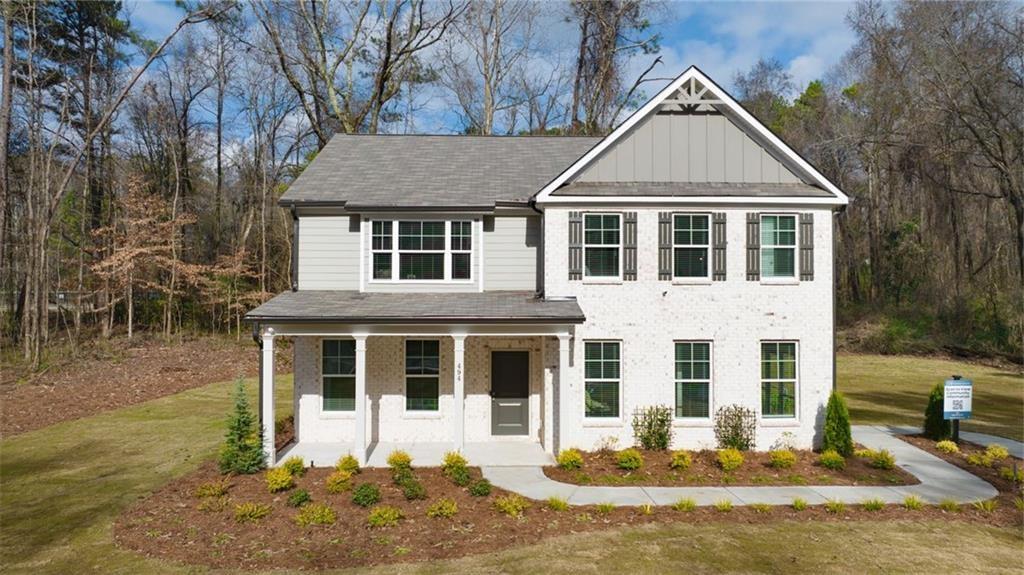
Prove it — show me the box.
[884,426,1023,460]
[482,425,1000,507]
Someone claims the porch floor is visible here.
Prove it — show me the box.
[277,441,554,468]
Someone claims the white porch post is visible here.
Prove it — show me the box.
[557,334,572,453]
[353,334,368,465]
[261,329,276,466]
[452,334,467,452]
[543,339,554,454]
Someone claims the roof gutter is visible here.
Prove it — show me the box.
[242,315,586,325]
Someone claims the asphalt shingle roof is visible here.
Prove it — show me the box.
[244,291,585,324]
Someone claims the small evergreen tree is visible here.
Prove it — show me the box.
[923,383,951,440]
[219,379,266,474]
[822,391,853,456]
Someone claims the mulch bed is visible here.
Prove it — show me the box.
[543,448,919,487]
[899,434,1024,499]
[114,460,1022,571]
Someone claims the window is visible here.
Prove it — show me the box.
[673,214,710,278]
[405,340,439,411]
[322,339,356,411]
[370,220,473,281]
[761,215,796,278]
[761,342,797,417]
[675,342,710,418]
[583,214,621,278]
[584,341,620,418]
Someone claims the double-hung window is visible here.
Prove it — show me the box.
[761,341,797,418]
[322,339,356,412]
[450,221,472,280]
[674,342,711,418]
[583,214,621,278]
[399,221,445,280]
[370,220,473,281]
[760,215,797,278]
[584,341,620,418]
[405,340,439,411]
[371,221,393,280]
[673,214,710,279]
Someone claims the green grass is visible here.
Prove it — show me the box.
[838,353,1024,441]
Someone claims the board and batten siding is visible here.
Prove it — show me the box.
[296,215,360,290]
[484,216,541,291]
[576,112,803,184]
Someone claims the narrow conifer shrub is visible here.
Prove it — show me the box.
[219,380,265,475]
[822,392,853,456]
[923,384,951,440]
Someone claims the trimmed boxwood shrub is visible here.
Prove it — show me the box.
[295,502,336,526]
[468,479,492,497]
[281,456,306,477]
[402,479,427,501]
[923,384,951,440]
[557,448,584,470]
[670,450,692,471]
[336,454,360,474]
[768,449,797,469]
[494,494,530,517]
[716,448,744,472]
[387,450,412,470]
[935,440,959,454]
[265,467,295,493]
[325,470,353,493]
[287,489,312,508]
[818,449,845,470]
[351,483,381,507]
[616,448,644,471]
[822,392,853,456]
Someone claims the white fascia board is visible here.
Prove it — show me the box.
[533,66,850,206]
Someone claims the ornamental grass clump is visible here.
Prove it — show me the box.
[768,449,797,469]
[822,392,854,456]
[713,499,733,512]
[325,470,353,493]
[791,498,808,511]
[234,502,271,523]
[825,500,846,514]
[426,498,459,519]
[336,454,360,474]
[547,496,570,512]
[713,405,757,451]
[557,448,584,470]
[367,505,403,528]
[903,495,924,511]
[631,405,674,450]
[468,479,492,497]
[616,448,644,471]
[351,483,381,507]
[219,380,266,475]
[938,499,960,513]
[750,503,771,514]
[935,440,959,454]
[818,449,846,471]
[595,502,615,514]
[716,448,744,472]
[999,466,1023,483]
[494,494,530,518]
[673,497,697,512]
[281,456,306,477]
[670,450,692,471]
[862,498,885,512]
[265,467,295,493]
[973,499,997,513]
[295,502,336,526]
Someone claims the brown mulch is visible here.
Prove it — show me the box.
[543,448,919,487]
[114,461,1022,571]
[0,335,290,438]
[899,434,1024,497]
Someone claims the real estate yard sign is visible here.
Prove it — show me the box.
[943,378,973,420]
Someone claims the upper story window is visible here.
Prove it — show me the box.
[371,220,473,282]
[673,214,710,279]
[760,214,796,278]
[583,213,621,278]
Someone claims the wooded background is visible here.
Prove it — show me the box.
[1,0,1021,368]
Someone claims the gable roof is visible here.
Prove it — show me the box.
[279,134,600,209]
[533,66,849,206]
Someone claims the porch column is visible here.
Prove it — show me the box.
[452,334,467,452]
[353,334,368,465]
[557,334,572,453]
[260,329,276,466]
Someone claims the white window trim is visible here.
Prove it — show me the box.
[673,340,713,423]
[368,219,475,284]
[759,213,798,283]
[404,339,441,414]
[320,338,355,418]
[582,212,623,282]
[671,212,712,282]
[760,340,799,421]
[582,339,622,423]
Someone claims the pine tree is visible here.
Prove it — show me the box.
[219,379,266,474]
[822,391,853,456]
[923,383,951,440]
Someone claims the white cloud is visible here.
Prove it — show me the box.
[123,0,185,41]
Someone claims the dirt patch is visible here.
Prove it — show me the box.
[0,334,289,437]
[899,435,1024,496]
[114,461,1021,571]
[543,448,919,487]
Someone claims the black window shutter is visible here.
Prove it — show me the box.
[800,213,814,281]
[623,212,637,280]
[658,212,672,280]
[746,212,760,281]
[568,211,583,280]
[712,212,727,281]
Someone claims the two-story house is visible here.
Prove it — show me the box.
[245,66,849,467]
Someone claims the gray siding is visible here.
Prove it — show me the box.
[297,216,360,290]
[484,216,541,291]
[576,112,803,184]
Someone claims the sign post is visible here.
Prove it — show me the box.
[943,375,972,443]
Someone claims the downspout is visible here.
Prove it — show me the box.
[833,203,847,393]
[290,207,299,291]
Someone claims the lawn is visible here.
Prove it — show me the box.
[837,353,1024,441]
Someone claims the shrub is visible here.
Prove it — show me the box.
[938,499,960,513]
[468,479,492,497]
[870,449,896,470]
[768,450,797,469]
[265,467,295,493]
[791,498,808,511]
[392,466,415,486]
[447,465,472,487]
[825,500,846,514]
[287,489,311,508]
[750,503,771,513]
[494,494,530,518]
[673,497,697,512]
[713,405,757,451]
[281,456,306,477]
[717,448,744,472]
[198,496,229,512]
[351,483,381,507]
[442,451,468,473]
[670,450,692,471]
[367,505,403,528]
[295,502,336,526]
[595,502,615,514]
[234,502,271,523]
[1015,498,1024,512]
[999,466,1023,483]
[219,380,266,475]
[862,498,885,511]
[854,448,876,459]
[822,392,853,456]
[426,498,459,519]
[402,479,427,501]
[985,444,1010,462]
[336,454,360,474]
[557,448,584,470]
[713,499,733,512]
[966,453,993,467]
[639,504,653,515]
[631,405,674,450]
[903,495,924,510]
[325,470,353,493]
[616,448,644,471]
[547,496,570,511]
[923,384,951,440]
[387,450,412,470]
[818,449,846,471]
[972,499,997,513]
[194,479,230,499]
[935,440,959,454]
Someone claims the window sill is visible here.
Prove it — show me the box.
[368,280,474,285]
[760,418,800,427]
[582,417,623,428]
[671,278,712,286]
[402,411,443,420]
[673,418,713,427]
[760,278,799,286]
[319,411,355,420]
[582,278,623,285]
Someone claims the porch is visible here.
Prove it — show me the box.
[278,440,554,467]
